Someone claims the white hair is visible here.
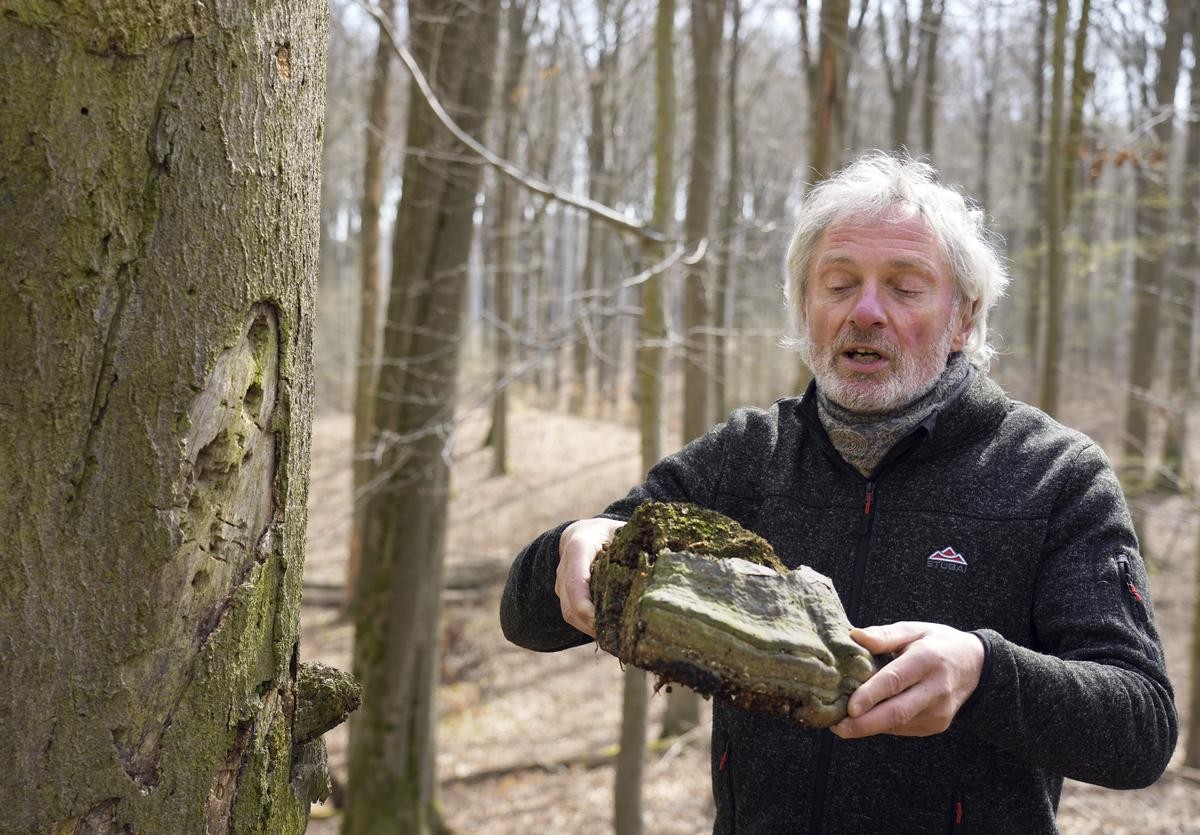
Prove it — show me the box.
[783,153,1010,369]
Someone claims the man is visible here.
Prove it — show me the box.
[500,154,1176,833]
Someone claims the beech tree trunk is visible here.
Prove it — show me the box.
[618,1,676,829]
[1024,0,1049,374]
[346,0,396,613]
[713,0,743,421]
[345,2,500,832]
[1121,0,1185,485]
[0,2,335,832]
[1159,5,1200,493]
[488,0,533,475]
[1039,0,1069,417]
[663,0,727,741]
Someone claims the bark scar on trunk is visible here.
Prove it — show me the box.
[115,304,282,790]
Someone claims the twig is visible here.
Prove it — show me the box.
[361,1,668,244]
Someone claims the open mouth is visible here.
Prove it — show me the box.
[844,348,885,362]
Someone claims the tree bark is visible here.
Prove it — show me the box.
[346,0,396,614]
[1024,0,1049,375]
[1159,5,1200,493]
[344,2,500,833]
[713,0,743,421]
[489,0,534,476]
[619,0,676,829]
[1039,0,1069,417]
[572,0,616,415]
[810,0,850,179]
[918,0,944,156]
[0,2,337,832]
[1121,0,1185,486]
[663,0,727,741]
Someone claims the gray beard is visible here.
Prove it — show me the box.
[816,352,973,476]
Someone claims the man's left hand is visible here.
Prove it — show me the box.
[830,622,984,739]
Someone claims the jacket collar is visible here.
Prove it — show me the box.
[796,368,1009,469]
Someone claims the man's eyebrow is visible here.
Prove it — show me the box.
[886,257,936,273]
[816,253,856,267]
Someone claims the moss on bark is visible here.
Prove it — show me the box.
[0,2,351,832]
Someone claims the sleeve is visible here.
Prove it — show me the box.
[499,409,753,652]
[954,442,1178,789]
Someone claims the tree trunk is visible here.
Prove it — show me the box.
[1024,0,1049,375]
[1121,0,1185,486]
[489,0,533,476]
[918,0,944,156]
[1159,6,1200,493]
[662,0,727,741]
[618,0,676,830]
[572,2,615,416]
[346,0,396,614]
[1039,0,1069,417]
[810,0,850,179]
[0,3,338,832]
[713,0,743,421]
[345,2,501,833]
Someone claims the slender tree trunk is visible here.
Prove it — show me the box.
[1024,0,1049,377]
[0,3,340,832]
[918,0,944,156]
[1121,0,1185,486]
[572,3,614,416]
[347,0,396,613]
[618,1,676,830]
[345,3,501,832]
[489,0,533,476]
[1039,0,1069,417]
[661,0,727,740]
[1160,10,1200,492]
[811,0,850,179]
[713,0,743,421]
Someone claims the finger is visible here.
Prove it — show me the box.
[846,649,933,718]
[833,682,939,739]
[850,622,930,655]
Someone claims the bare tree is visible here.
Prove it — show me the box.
[1157,5,1199,493]
[346,0,397,614]
[488,0,538,476]
[345,1,501,831]
[1121,0,1186,485]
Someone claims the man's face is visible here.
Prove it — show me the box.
[802,211,972,414]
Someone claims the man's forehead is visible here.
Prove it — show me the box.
[813,210,949,272]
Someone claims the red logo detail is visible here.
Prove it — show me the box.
[927,547,968,570]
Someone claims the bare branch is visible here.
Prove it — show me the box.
[361,1,667,244]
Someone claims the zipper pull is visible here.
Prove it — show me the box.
[1116,555,1148,620]
[864,482,875,516]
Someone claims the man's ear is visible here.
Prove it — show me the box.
[950,299,978,352]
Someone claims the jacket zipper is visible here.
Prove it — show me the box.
[1116,554,1148,623]
[809,477,880,833]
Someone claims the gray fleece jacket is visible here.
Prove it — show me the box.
[500,373,1177,834]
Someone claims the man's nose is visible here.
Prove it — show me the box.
[849,282,886,329]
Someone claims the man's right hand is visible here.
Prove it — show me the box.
[555,517,625,637]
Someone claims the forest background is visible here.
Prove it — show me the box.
[4,0,1200,832]
[304,0,1200,832]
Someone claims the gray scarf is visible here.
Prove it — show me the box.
[817,352,973,476]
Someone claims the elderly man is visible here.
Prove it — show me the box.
[500,154,1176,833]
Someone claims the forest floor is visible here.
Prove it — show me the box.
[300,387,1200,834]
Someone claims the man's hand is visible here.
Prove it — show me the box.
[555,517,625,638]
[831,622,984,739]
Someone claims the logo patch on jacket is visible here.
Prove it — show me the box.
[927,546,967,572]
